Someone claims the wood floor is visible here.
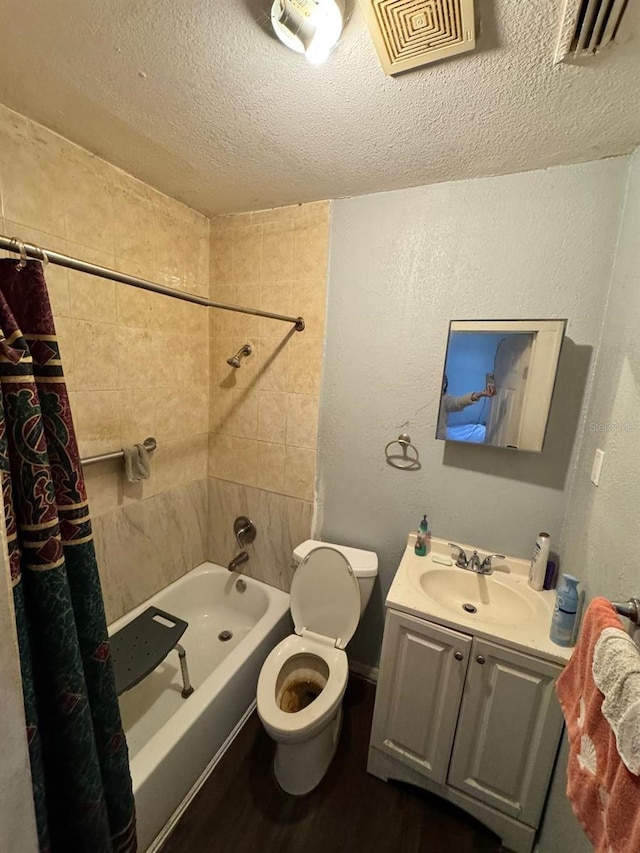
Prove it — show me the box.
[161,676,502,853]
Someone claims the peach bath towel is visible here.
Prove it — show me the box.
[556,596,640,852]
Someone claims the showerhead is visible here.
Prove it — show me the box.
[227,344,252,369]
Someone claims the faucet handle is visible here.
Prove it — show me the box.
[480,554,506,574]
[234,516,256,548]
[448,543,468,568]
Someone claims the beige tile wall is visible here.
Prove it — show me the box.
[0,103,210,614]
[0,102,331,610]
[208,202,329,503]
[208,478,313,592]
[207,202,329,588]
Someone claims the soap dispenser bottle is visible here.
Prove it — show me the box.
[420,514,430,555]
[415,515,429,557]
[550,574,579,646]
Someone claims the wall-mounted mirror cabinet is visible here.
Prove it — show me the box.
[437,319,567,452]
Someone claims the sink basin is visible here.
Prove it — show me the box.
[386,536,570,665]
[411,567,536,628]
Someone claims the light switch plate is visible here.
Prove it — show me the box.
[590,449,605,486]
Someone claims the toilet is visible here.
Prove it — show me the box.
[256,539,378,795]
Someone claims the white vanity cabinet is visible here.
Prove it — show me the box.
[369,611,472,784]
[368,608,564,853]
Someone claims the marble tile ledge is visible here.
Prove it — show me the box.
[94,478,208,624]
[208,477,313,592]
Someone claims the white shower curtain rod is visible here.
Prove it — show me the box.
[0,234,305,331]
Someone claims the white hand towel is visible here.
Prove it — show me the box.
[593,625,640,775]
[123,443,151,482]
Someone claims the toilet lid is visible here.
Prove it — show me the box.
[291,546,360,650]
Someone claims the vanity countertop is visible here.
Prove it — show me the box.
[386,536,572,666]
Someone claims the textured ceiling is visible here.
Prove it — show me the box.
[0,0,638,215]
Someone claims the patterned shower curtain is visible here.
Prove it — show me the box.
[0,259,136,852]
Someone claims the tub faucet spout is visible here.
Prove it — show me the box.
[228,550,249,573]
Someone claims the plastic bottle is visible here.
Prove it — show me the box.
[414,514,428,557]
[528,532,551,591]
[550,574,580,646]
[543,557,558,590]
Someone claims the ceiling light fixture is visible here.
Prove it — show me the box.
[271,0,344,65]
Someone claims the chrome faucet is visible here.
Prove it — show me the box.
[234,516,256,548]
[467,550,482,572]
[448,543,505,575]
[480,554,506,574]
[228,516,256,574]
[448,543,470,569]
[228,551,249,573]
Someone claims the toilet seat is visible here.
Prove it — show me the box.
[291,546,360,649]
[257,547,360,744]
[257,633,349,743]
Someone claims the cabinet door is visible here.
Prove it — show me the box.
[447,637,564,827]
[370,610,471,785]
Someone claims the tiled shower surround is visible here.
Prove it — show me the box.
[0,103,328,621]
[208,204,328,502]
[207,204,329,589]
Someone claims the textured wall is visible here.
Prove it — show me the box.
[537,148,640,853]
[0,527,38,853]
[0,102,210,618]
[318,157,629,668]
[558,148,640,600]
[207,203,329,586]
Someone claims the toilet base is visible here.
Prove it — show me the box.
[273,705,343,796]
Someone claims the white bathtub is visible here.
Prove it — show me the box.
[108,563,291,851]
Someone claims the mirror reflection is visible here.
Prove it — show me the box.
[437,320,566,452]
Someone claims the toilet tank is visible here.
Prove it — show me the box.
[292,540,378,616]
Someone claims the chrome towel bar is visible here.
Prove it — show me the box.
[81,436,157,467]
[611,599,640,627]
